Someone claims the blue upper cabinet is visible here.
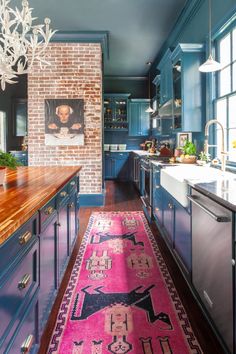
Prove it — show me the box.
[104,94,130,131]
[157,49,173,105]
[171,43,205,132]
[128,99,150,136]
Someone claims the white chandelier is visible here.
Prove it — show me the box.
[0,0,56,90]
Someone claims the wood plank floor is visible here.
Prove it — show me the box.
[39,181,226,354]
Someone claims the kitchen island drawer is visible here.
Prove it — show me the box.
[39,197,57,231]
[0,239,39,347]
[0,213,38,273]
[2,294,39,354]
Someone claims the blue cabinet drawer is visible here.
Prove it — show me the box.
[39,197,57,231]
[0,214,38,273]
[57,186,69,208]
[0,240,39,347]
[3,294,39,354]
[68,176,77,194]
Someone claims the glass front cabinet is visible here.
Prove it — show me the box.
[171,43,205,132]
[104,94,130,131]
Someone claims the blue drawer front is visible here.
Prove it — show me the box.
[39,197,57,232]
[3,294,39,354]
[38,214,57,334]
[0,214,38,274]
[0,240,39,348]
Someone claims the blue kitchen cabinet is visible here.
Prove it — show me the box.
[68,192,78,251]
[129,99,150,137]
[4,294,39,354]
[0,233,39,353]
[174,201,191,273]
[157,49,173,105]
[171,43,204,132]
[104,94,130,131]
[38,199,57,334]
[105,152,116,179]
[105,152,130,180]
[57,187,70,285]
[162,188,175,246]
[152,165,163,225]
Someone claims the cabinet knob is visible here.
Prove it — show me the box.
[19,231,32,245]
[168,203,173,209]
[21,334,34,353]
[70,181,76,186]
[156,185,160,189]
[44,206,54,215]
[155,207,159,212]
[69,202,74,208]
[232,259,235,266]
[18,274,31,290]
[60,191,68,198]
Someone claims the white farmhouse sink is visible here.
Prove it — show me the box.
[160,165,234,207]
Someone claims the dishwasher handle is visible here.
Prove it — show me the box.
[187,195,231,223]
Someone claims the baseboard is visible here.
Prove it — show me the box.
[79,191,105,207]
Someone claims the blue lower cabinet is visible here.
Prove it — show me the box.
[153,188,163,225]
[162,189,174,246]
[57,198,70,285]
[4,294,39,354]
[174,201,191,273]
[0,240,39,353]
[105,152,129,180]
[68,192,78,251]
[38,212,57,334]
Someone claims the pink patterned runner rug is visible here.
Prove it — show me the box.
[48,211,202,354]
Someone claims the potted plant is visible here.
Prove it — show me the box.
[180,141,197,164]
[0,151,21,185]
[196,151,211,166]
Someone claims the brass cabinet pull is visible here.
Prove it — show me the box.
[60,191,67,197]
[18,274,31,290]
[69,202,74,208]
[19,231,32,245]
[44,206,54,215]
[168,203,173,209]
[156,185,160,189]
[70,181,76,186]
[155,207,159,212]
[21,334,34,353]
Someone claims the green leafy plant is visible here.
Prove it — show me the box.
[182,141,197,156]
[199,151,211,162]
[0,151,22,169]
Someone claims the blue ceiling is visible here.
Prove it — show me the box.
[12,0,187,76]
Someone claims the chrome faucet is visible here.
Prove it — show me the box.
[204,119,227,172]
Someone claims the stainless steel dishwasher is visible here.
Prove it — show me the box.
[189,189,233,353]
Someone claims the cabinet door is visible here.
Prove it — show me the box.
[128,102,140,136]
[105,156,116,179]
[39,215,57,333]
[174,202,191,273]
[139,102,150,136]
[152,167,162,224]
[57,200,69,284]
[4,295,38,354]
[162,189,174,245]
[68,193,78,251]
[115,153,129,180]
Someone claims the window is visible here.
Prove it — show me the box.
[214,23,236,162]
[0,111,6,152]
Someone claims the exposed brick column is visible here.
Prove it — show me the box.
[28,43,103,194]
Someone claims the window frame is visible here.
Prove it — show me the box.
[212,9,236,166]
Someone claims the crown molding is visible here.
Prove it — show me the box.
[51,31,109,59]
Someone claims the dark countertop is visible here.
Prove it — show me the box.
[0,166,82,244]
[188,177,236,212]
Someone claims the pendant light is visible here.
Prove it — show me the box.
[145,62,154,113]
[199,0,221,72]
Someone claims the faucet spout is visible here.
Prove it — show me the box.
[204,119,227,172]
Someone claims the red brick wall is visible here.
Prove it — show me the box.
[28,43,103,194]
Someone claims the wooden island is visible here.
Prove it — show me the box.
[0,166,81,354]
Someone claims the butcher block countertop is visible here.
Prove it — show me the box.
[0,166,82,245]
